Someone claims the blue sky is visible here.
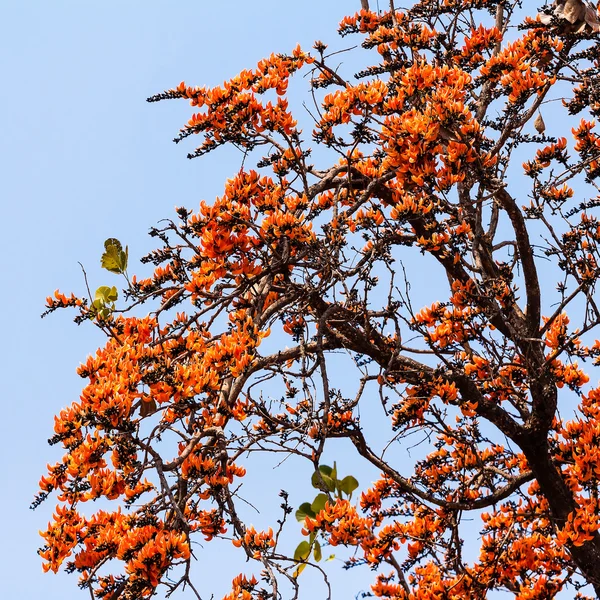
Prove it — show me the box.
[1,1,375,598]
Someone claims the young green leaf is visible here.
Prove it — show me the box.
[91,302,111,320]
[310,493,328,514]
[295,502,316,523]
[311,466,336,492]
[313,540,322,562]
[92,299,105,311]
[294,541,311,562]
[95,286,118,304]
[293,563,307,578]
[101,238,128,274]
[340,475,359,497]
[91,286,118,320]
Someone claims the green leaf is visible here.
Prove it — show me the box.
[319,465,333,477]
[101,238,128,274]
[311,466,336,492]
[91,287,118,320]
[295,502,316,522]
[331,461,338,483]
[340,475,359,497]
[325,554,335,562]
[293,563,307,578]
[91,303,111,320]
[313,540,322,562]
[294,541,311,562]
[92,298,105,310]
[310,493,328,514]
[95,286,118,304]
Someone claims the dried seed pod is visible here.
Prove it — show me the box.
[534,112,546,134]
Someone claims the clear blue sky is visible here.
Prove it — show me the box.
[1,1,377,597]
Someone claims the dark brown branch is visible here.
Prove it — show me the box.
[494,186,541,336]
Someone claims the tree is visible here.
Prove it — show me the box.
[35,1,600,598]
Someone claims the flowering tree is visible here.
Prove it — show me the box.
[36,1,600,598]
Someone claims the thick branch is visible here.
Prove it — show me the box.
[494,186,541,336]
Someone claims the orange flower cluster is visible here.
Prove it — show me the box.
[573,119,600,179]
[303,494,449,569]
[232,526,275,559]
[223,574,259,600]
[155,45,312,157]
[181,447,246,491]
[526,138,569,174]
[338,9,383,36]
[477,503,569,597]
[37,304,259,594]
[40,507,189,597]
[455,24,502,67]
[186,507,227,541]
[414,301,483,348]
[123,529,190,590]
[178,169,315,305]
[303,498,375,549]
[43,289,84,317]
[382,64,485,190]
[557,387,600,490]
[480,30,561,104]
